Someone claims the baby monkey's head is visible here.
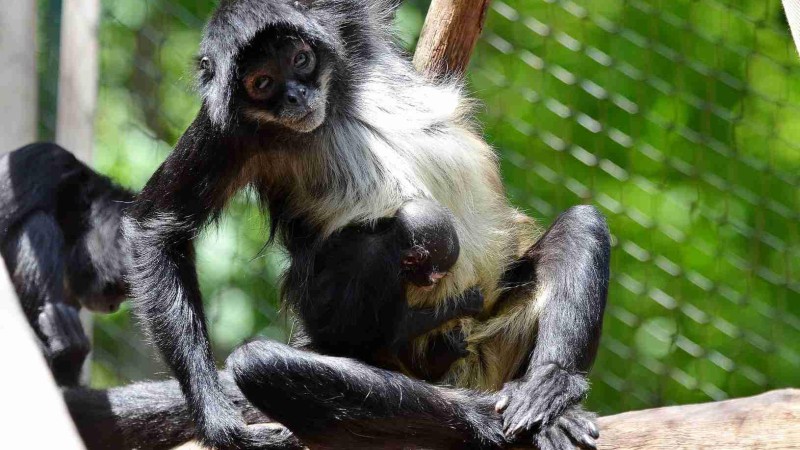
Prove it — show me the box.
[231,29,330,133]
[396,199,461,290]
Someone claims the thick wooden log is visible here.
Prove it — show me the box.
[597,389,800,449]
[413,0,492,79]
[171,390,800,449]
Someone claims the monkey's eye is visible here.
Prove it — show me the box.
[293,50,316,72]
[244,73,275,100]
[255,76,273,90]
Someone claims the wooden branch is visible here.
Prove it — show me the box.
[413,0,492,79]
[596,389,800,449]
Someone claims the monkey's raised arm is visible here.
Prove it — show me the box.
[2,212,89,386]
[124,109,255,449]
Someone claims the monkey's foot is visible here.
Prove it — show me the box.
[200,413,304,450]
[530,407,599,450]
[241,424,305,450]
[37,303,90,386]
[495,363,589,438]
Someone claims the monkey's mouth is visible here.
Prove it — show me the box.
[421,272,448,291]
[295,110,315,123]
[282,106,324,133]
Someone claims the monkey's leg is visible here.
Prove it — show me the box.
[2,212,90,386]
[228,339,506,450]
[496,205,610,448]
[63,374,301,450]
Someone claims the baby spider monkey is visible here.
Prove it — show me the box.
[286,198,484,375]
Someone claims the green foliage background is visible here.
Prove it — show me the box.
[37,0,799,415]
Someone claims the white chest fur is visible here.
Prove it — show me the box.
[283,77,521,309]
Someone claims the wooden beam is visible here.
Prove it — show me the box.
[56,0,100,163]
[413,0,492,79]
[0,0,38,153]
[57,0,101,386]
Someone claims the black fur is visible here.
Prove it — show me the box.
[228,339,599,450]
[63,343,597,450]
[285,198,481,366]
[0,143,132,385]
[227,206,609,449]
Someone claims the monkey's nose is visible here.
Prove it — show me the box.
[285,85,308,105]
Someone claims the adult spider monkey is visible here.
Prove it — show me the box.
[0,143,131,386]
[123,1,610,449]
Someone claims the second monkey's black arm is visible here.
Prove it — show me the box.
[2,212,90,386]
[124,109,256,449]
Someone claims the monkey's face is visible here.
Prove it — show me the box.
[402,247,450,290]
[397,199,461,290]
[236,34,329,133]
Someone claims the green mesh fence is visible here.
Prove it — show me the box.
[36,0,799,415]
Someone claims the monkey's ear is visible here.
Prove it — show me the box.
[197,56,214,83]
[292,0,313,10]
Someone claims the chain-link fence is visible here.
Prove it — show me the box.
[35,0,799,416]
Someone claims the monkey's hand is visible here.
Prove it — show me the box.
[201,406,305,450]
[529,406,599,450]
[459,287,485,317]
[37,303,91,386]
[495,363,589,440]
